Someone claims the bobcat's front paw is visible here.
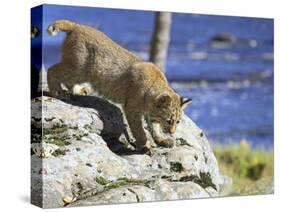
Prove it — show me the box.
[135,142,152,155]
[155,136,174,148]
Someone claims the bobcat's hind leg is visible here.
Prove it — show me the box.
[47,63,78,100]
[47,63,69,98]
[47,64,61,96]
[72,82,94,96]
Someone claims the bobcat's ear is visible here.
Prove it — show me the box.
[156,93,172,107]
[180,97,192,109]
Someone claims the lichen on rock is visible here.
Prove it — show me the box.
[31,96,232,208]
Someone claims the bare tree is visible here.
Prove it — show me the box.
[149,12,172,72]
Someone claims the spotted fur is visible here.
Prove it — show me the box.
[47,20,192,152]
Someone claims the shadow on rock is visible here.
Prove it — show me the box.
[59,95,136,154]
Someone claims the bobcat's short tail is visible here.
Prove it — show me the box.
[47,20,76,36]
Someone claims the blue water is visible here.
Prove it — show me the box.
[31,5,274,149]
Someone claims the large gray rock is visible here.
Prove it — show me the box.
[31,96,231,208]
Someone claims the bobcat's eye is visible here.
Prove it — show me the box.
[166,119,172,125]
[176,120,180,124]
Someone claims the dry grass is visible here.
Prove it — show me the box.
[213,140,274,195]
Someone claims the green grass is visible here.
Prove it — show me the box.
[95,176,151,189]
[213,140,274,195]
[45,138,71,146]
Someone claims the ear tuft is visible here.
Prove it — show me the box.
[181,97,192,108]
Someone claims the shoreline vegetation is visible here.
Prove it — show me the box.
[213,140,274,195]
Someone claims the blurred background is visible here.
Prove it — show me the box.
[31,4,274,150]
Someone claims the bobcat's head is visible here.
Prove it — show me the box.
[150,92,192,134]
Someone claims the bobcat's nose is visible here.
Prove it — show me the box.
[169,125,176,134]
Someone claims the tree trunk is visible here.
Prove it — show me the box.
[149,12,172,73]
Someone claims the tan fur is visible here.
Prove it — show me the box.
[47,20,191,151]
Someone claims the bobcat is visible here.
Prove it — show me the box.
[47,20,192,152]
